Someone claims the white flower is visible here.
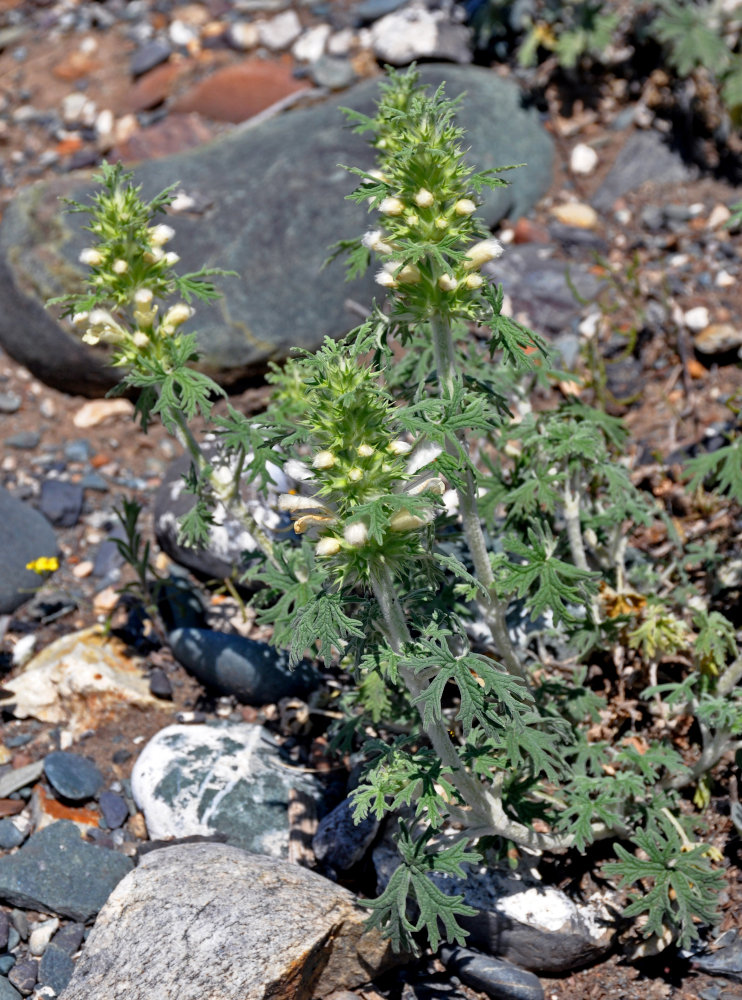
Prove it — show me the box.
[164,252,180,267]
[464,273,484,290]
[134,288,154,305]
[284,459,315,482]
[379,196,404,216]
[112,259,129,274]
[389,509,426,532]
[149,224,175,246]
[278,494,329,513]
[132,331,149,348]
[144,247,164,264]
[316,537,341,556]
[463,238,503,270]
[414,188,434,207]
[362,230,394,255]
[79,247,103,267]
[72,311,89,327]
[406,441,442,475]
[405,213,419,227]
[162,303,193,329]
[435,217,448,230]
[312,450,336,469]
[357,443,375,457]
[347,467,363,482]
[454,199,476,216]
[81,330,100,345]
[343,521,368,546]
[407,475,445,496]
[438,273,458,291]
[388,439,412,456]
[395,263,421,284]
[375,269,397,289]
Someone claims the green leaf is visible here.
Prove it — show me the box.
[290,592,365,666]
[686,439,742,502]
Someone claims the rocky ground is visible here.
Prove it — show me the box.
[0,0,741,998]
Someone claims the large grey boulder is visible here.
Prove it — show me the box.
[59,842,401,1000]
[0,486,58,613]
[0,65,554,396]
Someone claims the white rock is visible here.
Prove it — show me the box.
[716,269,735,288]
[257,9,302,50]
[551,202,599,229]
[29,917,60,956]
[95,108,114,142]
[707,203,732,229]
[684,306,710,331]
[61,843,400,1000]
[227,20,259,49]
[11,633,37,668]
[292,23,330,61]
[61,93,97,126]
[327,27,354,55]
[169,19,198,45]
[570,143,598,175]
[73,398,134,428]
[370,1,469,64]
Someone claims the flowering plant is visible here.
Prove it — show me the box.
[53,67,742,957]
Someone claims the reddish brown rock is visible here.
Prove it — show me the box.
[513,217,550,244]
[171,54,310,123]
[127,61,184,112]
[52,51,103,81]
[112,113,217,163]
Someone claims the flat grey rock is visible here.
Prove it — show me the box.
[60,842,401,1000]
[312,796,379,872]
[168,628,320,704]
[440,946,544,1000]
[592,130,695,212]
[131,723,321,856]
[0,65,553,395]
[43,751,104,802]
[0,821,133,921]
[0,486,58,614]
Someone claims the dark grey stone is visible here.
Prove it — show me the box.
[310,56,357,90]
[168,628,320,705]
[98,791,129,830]
[0,392,21,414]
[38,480,84,528]
[0,486,58,614]
[80,472,108,492]
[312,797,379,872]
[155,576,207,633]
[130,39,172,76]
[43,751,103,802]
[49,923,85,955]
[4,432,39,450]
[354,0,407,21]
[7,958,36,996]
[63,438,92,463]
[0,912,8,951]
[0,958,14,977]
[148,668,173,701]
[0,65,553,395]
[693,935,742,981]
[440,947,543,1000]
[38,944,75,995]
[592,131,695,212]
[0,977,20,1000]
[0,820,133,921]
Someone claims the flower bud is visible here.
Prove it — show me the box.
[390,509,426,532]
[405,213,419,227]
[464,273,484,290]
[348,467,363,482]
[375,270,397,289]
[79,248,104,267]
[162,303,193,329]
[164,251,180,267]
[132,331,149,348]
[396,263,421,284]
[362,230,394,255]
[312,451,336,470]
[357,444,375,458]
[438,273,458,292]
[81,330,100,345]
[135,288,154,305]
[343,521,368,546]
[454,199,476,216]
[463,238,504,270]
[112,259,129,274]
[379,197,404,216]
[316,537,341,556]
[388,439,412,456]
[435,217,448,230]
[72,311,89,327]
[414,188,434,208]
[144,247,164,264]
[149,224,175,247]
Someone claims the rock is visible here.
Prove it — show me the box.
[168,628,320,705]
[0,626,160,738]
[0,391,21,413]
[155,575,208,632]
[441,947,543,1000]
[43,751,104,802]
[61,842,401,1000]
[693,932,742,981]
[592,131,694,212]
[257,10,302,49]
[73,399,134,428]
[694,323,742,355]
[569,143,598,175]
[374,847,614,974]
[0,978,20,1000]
[50,922,85,955]
[127,62,184,113]
[130,40,172,77]
[227,21,260,50]
[0,487,59,614]
[310,56,357,90]
[153,448,289,581]
[354,0,408,21]
[114,114,216,162]
[0,913,8,950]
[0,821,133,921]
[7,961,35,997]
[38,480,84,528]
[98,790,129,830]
[148,668,173,700]
[708,203,732,229]
[0,65,553,395]
[684,306,711,331]
[171,54,310,123]
[28,918,59,957]
[5,432,40,450]
[312,797,379,872]
[131,722,322,856]
[550,202,598,229]
[292,24,331,62]
[37,944,76,995]
[370,2,471,64]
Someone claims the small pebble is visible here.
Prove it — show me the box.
[99,790,129,829]
[0,912,9,951]
[684,306,711,331]
[0,392,21,414]
[73,399,133,429]
[49,924,84,956]
[257,9,302,49]
[43,751,104,802]
[148,668,173,700]
[440,947,544,1000]
[0,956,15,977]
[5,431,40,450]
[569,142,598,175]
[8,958,37,996]
[227,21,259,49]
[292,24,330,61]
[716,269,735,288]
[71,561,94,579]
[37,944,75,995]
[550,202,598,229]
[28,919,59,958]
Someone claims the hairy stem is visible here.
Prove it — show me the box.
[429,315,527,682]
[563,473,602,625]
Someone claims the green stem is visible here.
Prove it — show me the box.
[429,314,527,682]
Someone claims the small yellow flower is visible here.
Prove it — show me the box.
[26,556,59,574]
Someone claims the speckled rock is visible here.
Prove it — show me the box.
[131,723,321,856]
[0,66,553,396]
[60,842,402,1000]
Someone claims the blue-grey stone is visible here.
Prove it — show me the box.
[80,472,108,492]
[0,976,20,1000]
[354,0,407,20]
[0,911,7,951]
[0,958,14,977]
[131,723,322,857]
[0,65,553,396]
[312,797,379,872]
[0,392,21,414]
[38,944,75,995]
[64,438,92,463]
[0,486,58,614]
[43,751,103,802]
[0,821,133,921]
[98,790,129,830]
[592,131,695,212]
[440,947,544,1000]
[310,56,357,90]
[4,432,40,450]
[130,39,172,76]
[155,576,207,633]
[168,628,320,705]
[38,480,84,528]
[7,959,35,996]
[49,923,84,955]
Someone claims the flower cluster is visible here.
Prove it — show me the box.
[25,556,59,574]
